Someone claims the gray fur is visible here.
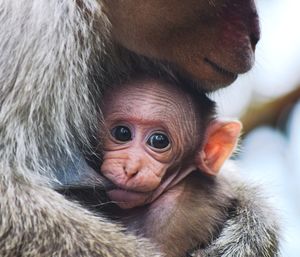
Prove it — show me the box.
[0,0,104,178]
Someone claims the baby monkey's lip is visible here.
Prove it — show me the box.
[104,178,150,193]
[107,185,145,194]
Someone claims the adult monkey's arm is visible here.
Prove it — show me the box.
[192,172,280,257]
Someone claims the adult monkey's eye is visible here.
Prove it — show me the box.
[147,133,170,150]
[111,126,132,142]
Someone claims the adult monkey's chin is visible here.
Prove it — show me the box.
[162,59,239,92]
[104,0,260,91]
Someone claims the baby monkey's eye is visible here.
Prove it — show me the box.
[111,126,132,142]
[147,133,170,150]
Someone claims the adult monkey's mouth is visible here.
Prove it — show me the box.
[204,58,238,80]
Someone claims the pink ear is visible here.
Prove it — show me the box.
[195,120,242,176]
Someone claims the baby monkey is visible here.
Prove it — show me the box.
[100,78,241,257]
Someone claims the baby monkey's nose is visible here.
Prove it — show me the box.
[123,158,142,178]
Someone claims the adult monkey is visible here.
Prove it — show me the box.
[0,0,278,257]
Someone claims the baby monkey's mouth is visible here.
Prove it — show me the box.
[103,175,170,209]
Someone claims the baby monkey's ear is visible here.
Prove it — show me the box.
[195,120,242,176]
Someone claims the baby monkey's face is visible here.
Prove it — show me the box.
[100,79,241,209]
[100,79,199,209]
[102,122,178,209]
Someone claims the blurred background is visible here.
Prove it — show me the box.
[211,0,300,255]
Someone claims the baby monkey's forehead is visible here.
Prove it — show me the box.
[103,79,200,127]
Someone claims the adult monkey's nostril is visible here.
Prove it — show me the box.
[250,32,260,51]
[249,11,260,51]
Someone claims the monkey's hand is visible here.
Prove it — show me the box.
[0,175,162,257]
